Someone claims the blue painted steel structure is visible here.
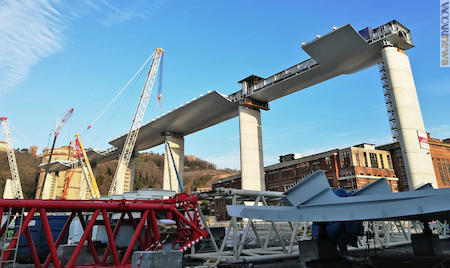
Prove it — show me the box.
[227,171,450,223]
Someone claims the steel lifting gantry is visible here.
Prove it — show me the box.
[0,194,208,267]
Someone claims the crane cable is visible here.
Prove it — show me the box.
[87,64,146,147]
[85,51,156,132]
[9,121,33,148]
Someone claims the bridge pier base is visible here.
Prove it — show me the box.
[381,46,437,189]
[239,106,265,191]
[163,134,184,193]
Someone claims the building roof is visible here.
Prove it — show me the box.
[352,143,376,149]
[265,149,339,171]
[376,141,401,150]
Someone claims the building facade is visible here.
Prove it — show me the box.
[377,134,450,191]
[337,144,398,191]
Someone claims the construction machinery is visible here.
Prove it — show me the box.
[36,108,74,199]
[0,117,25,267]
[74,134,101,199]
[0,117,24,199]
[109,48,164,195]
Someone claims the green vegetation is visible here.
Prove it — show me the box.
[0,151,41,198]
[0,150,236,197]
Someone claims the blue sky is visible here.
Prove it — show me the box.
[0,0,449,169]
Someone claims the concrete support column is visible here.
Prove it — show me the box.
[239,106,265,191]
[382,46,438,189]
[42,173,57,199]
[124,156,136,192]
[3,179,13,199]
[163,135,184,193]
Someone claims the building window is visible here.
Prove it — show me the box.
[340,150,351,168]
[386,155,391,169]
[364,152,368,167]
[437,159,446,185]
[355,153,360,166]
[380,154,385,169]
[447,159,450,184]
[369,153,378,168]
[441,159,449,185]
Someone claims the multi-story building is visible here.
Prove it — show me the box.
[377,134,450,191]
[337,144,398,191]
[213,144,397,193]
[265,149,340,191]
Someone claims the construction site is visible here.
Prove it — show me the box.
[1,11,450,268]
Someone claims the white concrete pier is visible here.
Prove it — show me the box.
[125,156,136,192]
[163,135,184,193]
[239,106,265,191]
[382,46,438,189]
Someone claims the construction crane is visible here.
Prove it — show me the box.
[35,108,74,199]
[109,48,164,195]
[61,134,101,199]
[0,117,24,199]
[74,134,101,199]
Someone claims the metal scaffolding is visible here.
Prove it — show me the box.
[0,193,207,267]
[188,188,449,264]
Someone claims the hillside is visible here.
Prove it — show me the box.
[94,153,236,195]
[0,150,42,198]
[0,150,236,197]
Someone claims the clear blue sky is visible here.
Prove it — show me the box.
[0,0,449,169]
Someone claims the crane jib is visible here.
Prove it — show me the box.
[109,48,164,196]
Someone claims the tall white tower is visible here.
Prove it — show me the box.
[381,45,437,189]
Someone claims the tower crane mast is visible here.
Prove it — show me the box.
[0,117,24,199]
[109,48,164,195]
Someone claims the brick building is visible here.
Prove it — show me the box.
[377,134,450,191]
[338,144,398,191]
[212,144,397,193]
